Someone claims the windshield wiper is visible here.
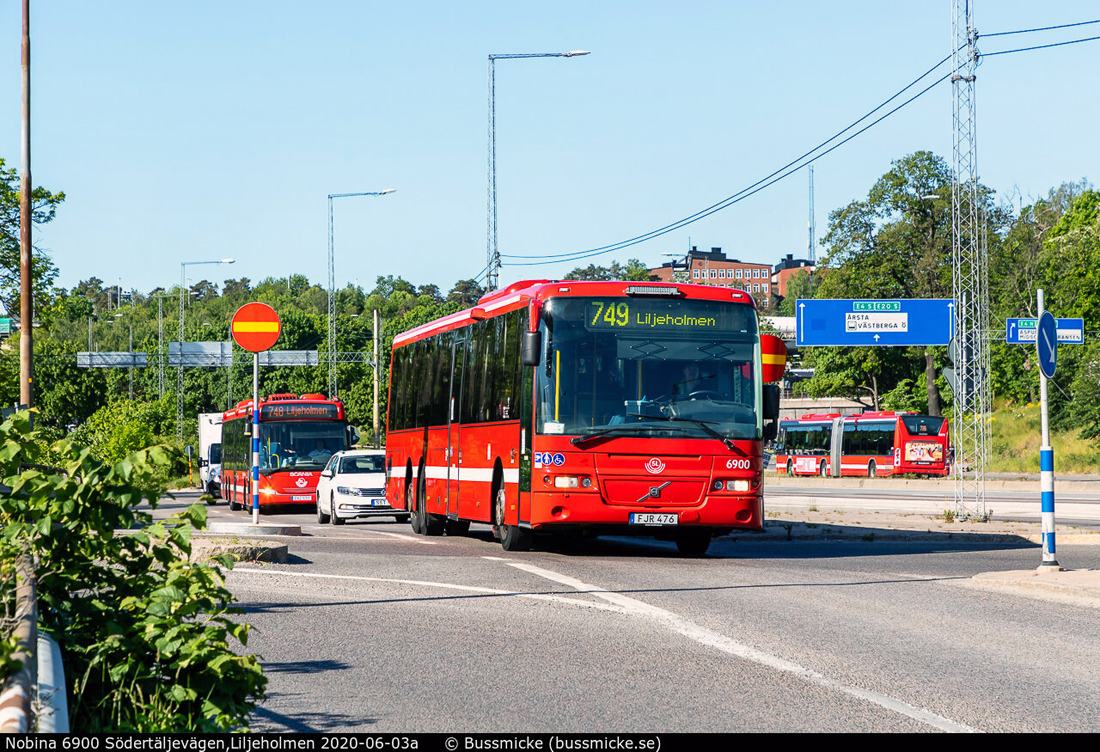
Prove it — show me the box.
[569,424,650,447]
[626,413,738,451]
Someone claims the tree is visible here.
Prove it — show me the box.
[563,259,654,281]
[0,158,65,318]
[446,279,484,307]
[775,269,816,316]
[813,151,1005,416]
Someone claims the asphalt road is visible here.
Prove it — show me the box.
[161,490,1100,733]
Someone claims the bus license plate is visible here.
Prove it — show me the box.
[292,495,312,501]
[630,513,678,526]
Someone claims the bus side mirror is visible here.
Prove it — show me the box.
[348,425,361,446]
[762,384,780,441]
[244,422,252,437]
[521,330,542,367]
[763,384,780,421]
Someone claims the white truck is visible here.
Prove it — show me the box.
[197,412,223,501]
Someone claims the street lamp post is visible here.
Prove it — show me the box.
[113,313,134,399]
[177,258,235,441]
[327,189,394,400]
[486,50,589,291]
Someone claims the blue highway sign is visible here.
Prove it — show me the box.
[1037,312,1058,378]
[796,299,954,347]
[1006,317,1084,344]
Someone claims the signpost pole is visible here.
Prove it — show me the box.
[1037,289,1060,570]
[230,301,282,527]
[252,352,260,526]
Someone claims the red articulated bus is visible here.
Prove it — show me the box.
[221,393,357,512]
[384,279,787,556]
[775,411,950,478]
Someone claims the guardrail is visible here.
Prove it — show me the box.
[0,555,36,732]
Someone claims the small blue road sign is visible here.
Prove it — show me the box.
[1006,317,1084,345]
[796,299,954,347]
[1037,311,1058,378]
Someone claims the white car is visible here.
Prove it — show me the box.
[315,449,408,525]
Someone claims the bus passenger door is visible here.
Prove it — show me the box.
[447,335,468,517]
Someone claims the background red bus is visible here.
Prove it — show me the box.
[221,393,356,511]
[385,279,786,556]
[775,411,950,478]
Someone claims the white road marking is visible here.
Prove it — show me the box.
[501,560,977,734]
[230,567,628,613]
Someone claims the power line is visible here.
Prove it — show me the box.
[503,19,1100,271]
[503,52,953,265]
[983,34,1100,57]
[981,19,1100,37]
[509,69,952,267]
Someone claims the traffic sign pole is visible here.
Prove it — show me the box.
[1036,290,1060,570]
[231,303,282,527]
[252,353,260,525]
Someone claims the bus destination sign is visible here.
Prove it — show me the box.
[260,403,340,421]
[586,300,735,332]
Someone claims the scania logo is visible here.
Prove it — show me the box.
[296,477,308,488]
[645,458,666,474]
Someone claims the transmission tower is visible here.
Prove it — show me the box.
[807,165,816,264]
[951,0,989,518]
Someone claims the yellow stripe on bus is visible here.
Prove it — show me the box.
[762,354,785,364]
[233,322,280,333]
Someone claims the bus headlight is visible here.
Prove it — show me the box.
[726,480,750,492]
[552,476,592,489]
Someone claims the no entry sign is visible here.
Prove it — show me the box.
[231,302,281,352]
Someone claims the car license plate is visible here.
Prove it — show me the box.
[629,513,678,526]
[370,499,388,506]
[292,495,312,501]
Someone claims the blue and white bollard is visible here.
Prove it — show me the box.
[1040,446,1059,568]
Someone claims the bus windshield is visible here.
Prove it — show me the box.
[258,421,346,471]
[778,424,832,455]
[537,296,762,441]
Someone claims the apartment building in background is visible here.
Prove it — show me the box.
[649,247,776,306]
[648,247,815,309]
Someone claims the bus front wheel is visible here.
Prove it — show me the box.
[868,460,877,478]
[675,530,711,557]
[819,460,828,478]
[786,460,794,477]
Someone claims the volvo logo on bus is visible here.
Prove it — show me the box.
[645,458,666,474]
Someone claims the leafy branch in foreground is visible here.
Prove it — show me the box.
[0,411,266,732]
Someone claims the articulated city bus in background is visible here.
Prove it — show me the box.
[775,411,951,478]
[221,393,358,511]
[384,279,787,556]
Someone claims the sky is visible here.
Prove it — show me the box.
[1,1,1098,298]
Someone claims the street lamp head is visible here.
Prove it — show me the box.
[920,194,941,200]
[380,189,396,195]
[565,50,590,57]
[221,258,236,264]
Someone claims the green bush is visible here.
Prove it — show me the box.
[0,411,266,731]
[70,396,186,484]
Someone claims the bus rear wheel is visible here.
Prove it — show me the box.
[786,460,794,477]
[868,460,877,478]
[819,460,828,477]
[495,486,532,552]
